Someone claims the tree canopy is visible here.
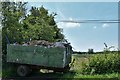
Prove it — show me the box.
[22,6,64,42]
[1,2,64,54]
[1,2,27,53]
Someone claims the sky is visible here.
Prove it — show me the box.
[16,0,120,2]
[26,2,118,52]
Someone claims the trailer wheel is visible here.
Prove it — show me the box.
[17,65,30,77]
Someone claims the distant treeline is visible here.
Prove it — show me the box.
[73,51,118,54]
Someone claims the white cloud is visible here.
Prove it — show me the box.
[102,23,110,28]
[57,17,80,28]
[93,26,97,29]
[57,22,80,28]
[66,22,80,28]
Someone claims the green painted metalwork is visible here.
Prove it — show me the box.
[7,44,72,68]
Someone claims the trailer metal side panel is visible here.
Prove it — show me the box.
[7,44,66,68]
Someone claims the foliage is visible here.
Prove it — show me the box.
[0,29,2,45]
[22,6,64,42]
[81,52,120,74]
[1,1,27,54]
[1,2,64,55]
[88,48,94,54]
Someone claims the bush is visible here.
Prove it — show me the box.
[81,52,120,74]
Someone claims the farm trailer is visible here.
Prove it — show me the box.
[7,43,73,76]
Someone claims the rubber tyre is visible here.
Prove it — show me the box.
[17,65,29,77]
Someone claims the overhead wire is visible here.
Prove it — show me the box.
[57,20,120,23]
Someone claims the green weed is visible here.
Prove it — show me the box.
[81,52,120,74]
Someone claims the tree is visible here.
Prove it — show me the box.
[22,6,64,42]
[1,1,27,54]
[1,2,65,54]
